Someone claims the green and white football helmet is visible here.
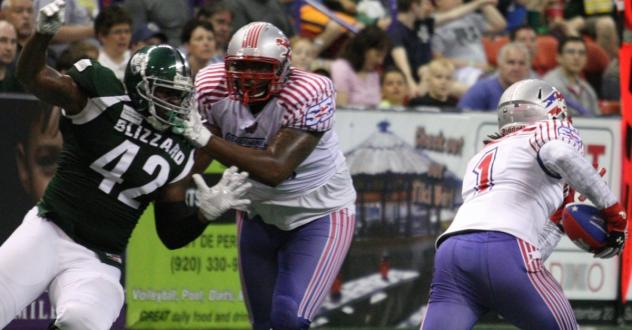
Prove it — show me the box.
[124,45,193,131]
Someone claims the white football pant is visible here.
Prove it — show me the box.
[0,207,124,329]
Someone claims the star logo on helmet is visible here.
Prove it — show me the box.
[276,37,290,49]
[543,90,564,109]
[276,37,291,59]
[548,106,563,117]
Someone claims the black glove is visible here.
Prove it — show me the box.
[594,230,626,259]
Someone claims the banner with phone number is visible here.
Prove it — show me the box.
[125,163,250,329]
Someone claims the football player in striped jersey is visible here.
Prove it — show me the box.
[184,22,357,330]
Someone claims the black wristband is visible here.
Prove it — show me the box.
[155,201,207,249]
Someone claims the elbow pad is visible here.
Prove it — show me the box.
[538,139,617,209]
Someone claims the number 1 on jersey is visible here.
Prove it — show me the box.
[473,147,498,193]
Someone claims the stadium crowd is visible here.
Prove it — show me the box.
[0,0,624,116]
[0,0,627,329]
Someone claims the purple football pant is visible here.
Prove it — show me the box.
[421,231,577,330]
[236,208,355,330]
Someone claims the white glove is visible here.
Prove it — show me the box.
[192,166,251,222]
[182,108,212,148]
[37,0,66,35]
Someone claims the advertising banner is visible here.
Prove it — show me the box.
[125,161,250,329]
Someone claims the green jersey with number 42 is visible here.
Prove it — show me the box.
[37,59,195,254]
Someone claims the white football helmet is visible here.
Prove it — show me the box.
[497,79,568,135]
[225,22,291,104]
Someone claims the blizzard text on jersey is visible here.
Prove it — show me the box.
[114,118,187,165]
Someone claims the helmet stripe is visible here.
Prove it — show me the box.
[242,23,265,49]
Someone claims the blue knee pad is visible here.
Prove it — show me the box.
[270,295,300,330]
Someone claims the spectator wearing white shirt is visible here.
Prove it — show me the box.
[94,5,132,82]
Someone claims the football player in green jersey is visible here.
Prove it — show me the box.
[0,1,251,329]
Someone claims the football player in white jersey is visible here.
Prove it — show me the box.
[183,22,357,330]
[421,79,627,330]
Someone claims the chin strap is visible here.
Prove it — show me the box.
[146,115,169,131]
[144,103,170,131]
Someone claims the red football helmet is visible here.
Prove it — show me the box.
[225,22,292,104]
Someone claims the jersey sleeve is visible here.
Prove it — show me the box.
[529,119,584,156]
[279,71,336,132]
[66,59,126,98]
[194,63,229,129]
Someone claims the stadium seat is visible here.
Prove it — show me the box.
[482,35,558,75]
[533,35,558,75]
[482,35,509,67]
[598,100,620,116]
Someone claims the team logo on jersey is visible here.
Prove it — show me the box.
[557,126,582,145]
[225,133,266,149]
[305,97,334,127]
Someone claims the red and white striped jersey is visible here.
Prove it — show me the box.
[195,63,356,229]
[440,118,584,246]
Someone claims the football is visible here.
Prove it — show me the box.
[561,202,608,252]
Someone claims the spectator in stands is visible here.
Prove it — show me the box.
[546,0,619,60]
[498,0,528,32]
[129,22,167,53]
[458,42,530,111]
[55,40,98,73]
[0,20,23,93]
[290,36,317,71]
[288,36,331,75]
[432,0,506,87]
[543,36,599,116]
[33,0,95,59]
[388,0,506,97]
[226,0,294,38]
[123,0,192,47]
[94,5,132,82]
[356,0,389,26]
[601,58,619,102]
[378,67,407,110]
[195,0,232,58]
[298,0,364,58]
[180,19,218,79]
[1,0,34,52]
[386,0,434,97]
[330,25,390,108]
[409,58,458,108]
[509,24,540,77]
